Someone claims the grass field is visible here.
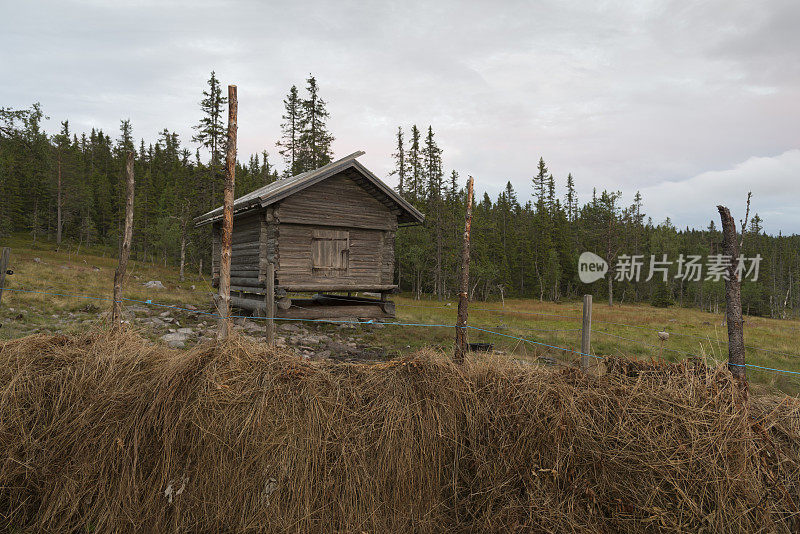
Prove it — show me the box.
[2,233,799,393]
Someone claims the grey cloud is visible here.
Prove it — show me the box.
[1,0,798,233]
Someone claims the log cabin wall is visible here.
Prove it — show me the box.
[212,211,263,291]
[212,222,220,281]
[211,172,399,293]
[229,211,262,287]
[271,172,398,292]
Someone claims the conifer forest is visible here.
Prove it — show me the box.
[2,72,798,319]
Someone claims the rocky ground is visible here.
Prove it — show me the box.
[1,302,392,362]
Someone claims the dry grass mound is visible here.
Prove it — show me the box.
[1,330,799,533]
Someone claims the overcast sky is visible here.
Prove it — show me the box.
[2,0,798,234]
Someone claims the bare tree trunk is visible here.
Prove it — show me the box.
[607,217,614,306]
[32,199,38,242]
[454,176,474,364]
[217,85,237,341]
[436,214,443,300]
[112,152,135,326]
[56,152,62,247]
[717,205,746,381]
[0,248,11,308]
[179,218,187,282]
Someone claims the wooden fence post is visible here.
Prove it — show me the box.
[217,84,237,341]
[0,247,10,308]
[581,294,592,370]
[112,151,135,326]
[454,176,474,364]
[717,205,746,381]
[265,262,275,345]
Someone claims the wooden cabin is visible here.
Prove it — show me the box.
[194,151,424,319]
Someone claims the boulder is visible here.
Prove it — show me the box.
[313,350,331,360]
[243,321,262,333]
[144,281,166,289]
[161,332,187,344]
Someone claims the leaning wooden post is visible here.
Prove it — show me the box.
[111,151,135,326]
[217,84,237,341]
[717,205,746,381]
[454,176,474,364]
[265,262,275,344]
[580,294,592,370]
[0,247,10,308]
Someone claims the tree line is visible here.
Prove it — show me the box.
[0,72,332,281]
[391,125,800,318]
[1,74,799,318]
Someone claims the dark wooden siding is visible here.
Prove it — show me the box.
[214,172,399,293]
[274,223,393,289]
[274,173,398,231]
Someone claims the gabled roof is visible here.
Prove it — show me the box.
[194,151,425,227]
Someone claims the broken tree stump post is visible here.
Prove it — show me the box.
[0,247,10,308]
[581,294,592,370]
[454,176,474,364]
[112,151,135,327]
[265,262,275,345]
[717,205,746,381]
[217,84,237,341]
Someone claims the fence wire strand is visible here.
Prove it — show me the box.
[2,286,799,376]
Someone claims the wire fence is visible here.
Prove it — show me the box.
[389,299,800,360]
[2,286,799,378]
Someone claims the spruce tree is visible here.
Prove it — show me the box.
[261,150,277,184]
[447,170,459,201]
[277,85,302,176]
[192,71,227,207]
[117,119,134,156]
[53,120,71,245]
[408,125,422,201]
[298,75,334,171]
[390,126,407,195]
[546,173,556,211]
[565,173,577,221]
[533,157,548,211]
[422,126,442,200]
[422,126,444,298]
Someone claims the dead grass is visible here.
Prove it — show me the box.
[0,235,211,339]
[388,296,800,394]
[1,330,799,533]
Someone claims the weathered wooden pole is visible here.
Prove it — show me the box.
[717,205,746,380]
[111,152,135,326]
[0,247,11,308]
[580,294,592,370]
[56,152,62,247]
[265,262,275,344]
[454,176,474,364]
[217,85,237,340]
